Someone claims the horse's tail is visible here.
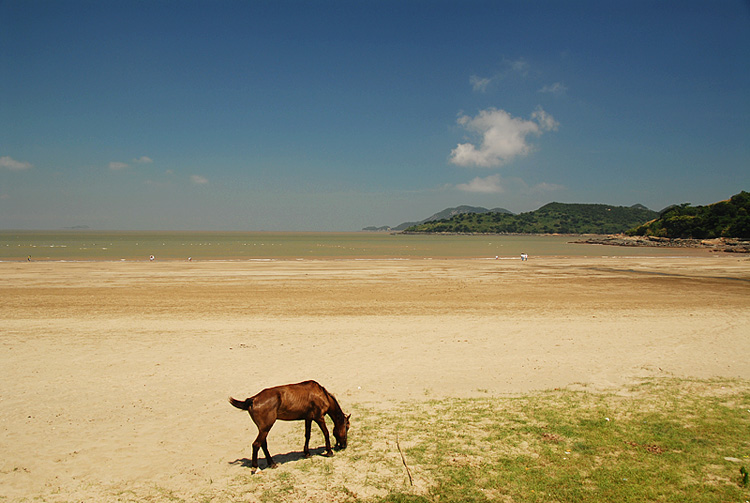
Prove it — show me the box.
[228,396,253,410]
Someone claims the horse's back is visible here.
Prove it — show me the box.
[290,380,325,392]
[251,380,330,421]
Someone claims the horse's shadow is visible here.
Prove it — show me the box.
[229,447,328,471]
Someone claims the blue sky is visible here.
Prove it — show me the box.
[2,1,749,231]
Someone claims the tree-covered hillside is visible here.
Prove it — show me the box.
[627,191,750,239]
[404,203,658,234]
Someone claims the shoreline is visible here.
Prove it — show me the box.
[571,234,750,253]
[5,230,743,262]
[1,251,723,263]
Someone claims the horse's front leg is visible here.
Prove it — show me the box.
[314,417,333,456]
[304,419,313,458]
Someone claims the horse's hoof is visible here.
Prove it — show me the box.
[304,453,312,459]
[322,451,334,457]
[251,468,258,475]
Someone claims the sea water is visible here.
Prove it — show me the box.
[0,231,708,262]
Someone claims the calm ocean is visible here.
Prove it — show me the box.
[0,231,707,262]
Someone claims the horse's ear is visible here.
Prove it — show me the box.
[346,414,351,420]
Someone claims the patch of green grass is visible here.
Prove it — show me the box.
[371,378,750,503]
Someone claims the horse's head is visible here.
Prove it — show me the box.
[334,413,351,450]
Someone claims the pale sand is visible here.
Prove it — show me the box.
[1,256,749,500]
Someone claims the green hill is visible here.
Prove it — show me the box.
[392,205,513,231]
[627,191,750,239]
[404,202,658,234]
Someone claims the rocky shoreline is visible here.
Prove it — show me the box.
[573,235,750,253]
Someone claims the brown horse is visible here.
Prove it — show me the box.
[229,380,350,472]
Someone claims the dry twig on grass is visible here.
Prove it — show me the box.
[396,432,414,486]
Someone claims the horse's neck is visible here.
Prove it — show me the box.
[326,393,345,423]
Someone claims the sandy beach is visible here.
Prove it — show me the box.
[2,256,749,501]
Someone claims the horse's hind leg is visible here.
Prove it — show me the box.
[252,427,277,472]
[250,435,261,473]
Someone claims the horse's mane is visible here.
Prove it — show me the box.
[324,387,345,420]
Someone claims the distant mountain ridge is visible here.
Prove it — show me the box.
[365,192,749,237]
[362,205,513,232]
[366,202,659,235]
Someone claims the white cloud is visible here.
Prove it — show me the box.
[509,58,529,76]
[530,181,565,193]
[531,107,559,131]
[456,174,505,193]
[470,75,491,92]
[109,161,129,170]
[455,176,565,195]
[0,156,33,171]
[190,175,209,185]
[470,58,530,93]
[110,157,152,170]
[450,106,558,168]
[539,82,568,96]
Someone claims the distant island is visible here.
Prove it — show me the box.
[402,202,659,235]
[365,202,658,235]
[363,205,512,232]
[366,191,750,252]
